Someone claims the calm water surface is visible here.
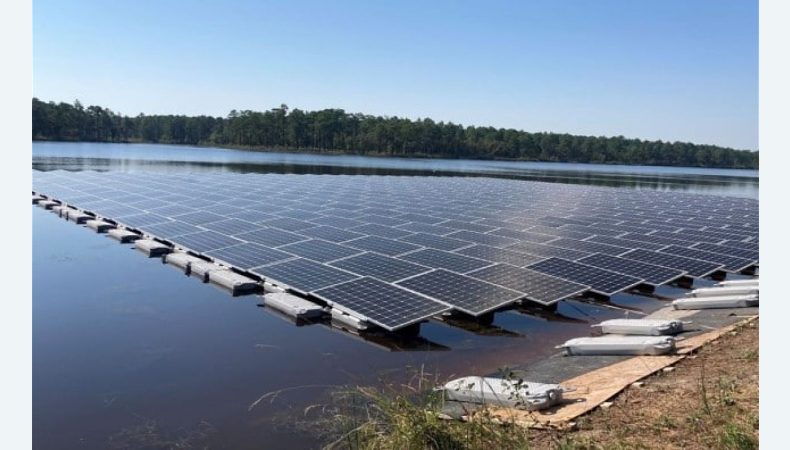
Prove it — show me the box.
[32,142,756,449]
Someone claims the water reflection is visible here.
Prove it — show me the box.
[32,142,758,199]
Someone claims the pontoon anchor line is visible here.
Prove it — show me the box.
[33,169,758,334]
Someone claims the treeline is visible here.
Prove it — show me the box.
[32,98,758,169]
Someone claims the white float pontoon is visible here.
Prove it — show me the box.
[672,294,758,310]
[559,335,676,356]
[442,376,566,410]
[594,318,685,336]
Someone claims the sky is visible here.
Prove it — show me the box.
[33,0,758,150]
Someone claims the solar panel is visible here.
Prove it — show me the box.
[89,204,147,218]
[227,210,277,223]
[175,231,244,252]
[113,212,171,228]
[277,209,325,221]
[308,216,365,229]
[560,224,625,237]
[721,240,759,252]
[619,232,698,247]
[487,228,558,243]
[356,214,409,227]
[252,258,360,292]
[455,244,546,267]
[444,230,519,248]
[329,252,431,282]
[235,227,309,247]
[343,235,422,256]
[658,245,754,272]
[200,218,264,235]
[34,169,758,331]
[466,264,588,305]
[619,249,723,277]
[296,225,365,243]
[206,242,294,270]
[397,269,523,316]
[260,217,316,231]
[546,238,632,256]
[277,239,363,263]
[395,222,455,235]
[506,241,592,261]
[576,253,685,285]
[436,219,496,234]
[394,213,445,224]
[691,242,759,262]
[399,233,473,251]
[348,223,414,239]
[313,277,450,331]
[201,204,245,215]
[147,204,197,217]
[586,235,667,252]
[399,248,493,274]
[172,211,228,225]
[525,257,644,296]
[139,220,203,239]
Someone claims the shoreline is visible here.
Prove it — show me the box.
[32,138,760,171]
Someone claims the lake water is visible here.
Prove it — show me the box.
[32,142,757,449]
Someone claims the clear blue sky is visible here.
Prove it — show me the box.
[33,0,757,150]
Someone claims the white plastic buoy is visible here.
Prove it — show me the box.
[672,294,758,310]
[442,376,566,410]
[716,279,759,288]
[559,335,676,356]
[690,286,758,297]
[594,318,685,336]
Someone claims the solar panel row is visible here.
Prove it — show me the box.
[34,170,758,331]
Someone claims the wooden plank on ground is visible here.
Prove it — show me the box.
[482,315,758,428]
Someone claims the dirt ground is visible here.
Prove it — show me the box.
[532,318,759,449]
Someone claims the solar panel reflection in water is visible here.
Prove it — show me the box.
[466,264,588,305]
[397,269,523,316]
[313,277,450,331]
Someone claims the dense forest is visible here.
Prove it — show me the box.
[32,98,758,169]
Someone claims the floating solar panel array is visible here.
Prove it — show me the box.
[33,170,759,331]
